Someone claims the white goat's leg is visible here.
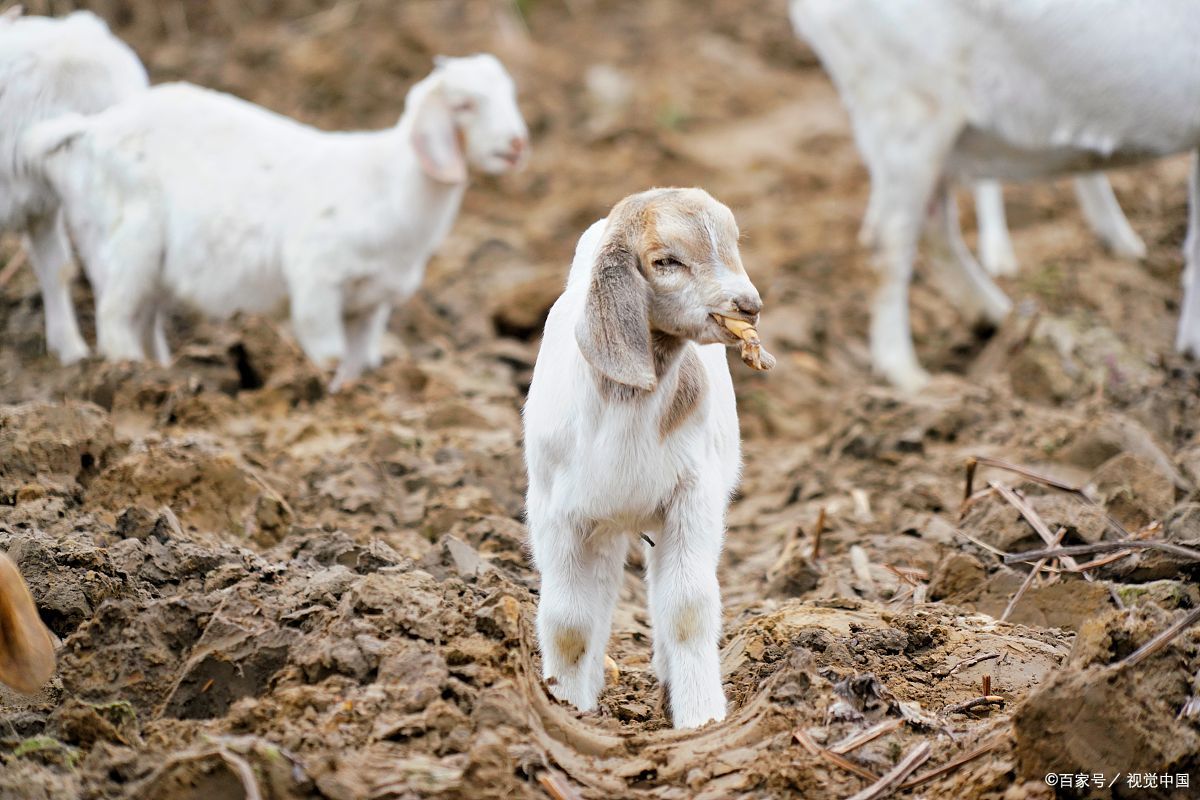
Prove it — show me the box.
[533,517,627,712]
[364,303,392,370]
[647,482,726,729]
[146,312,171,366]
[1073,173,1146,260]
[1074,172,1146,259]
[330,304,387,391]
[93,219,161,362]
[974,180,1020,276]
[289,277,346,372]
[26,212,88,364]
[926,186,1013,327]
[1175,153,1200,357]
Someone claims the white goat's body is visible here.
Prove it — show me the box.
[791,0,1200,389]
[0,10,146,363]
[33,83,462,380]
[524,220,741,729]
[29,54,527,385]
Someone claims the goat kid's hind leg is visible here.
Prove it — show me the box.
[1074,173,1146,260]
[532,517,627,712]
[26,212,89,364]
[1176,153,1200,357]
[974,181,1020,276]
[93,213,162,362]
[648,482,726,729]
[925,185,1012,330]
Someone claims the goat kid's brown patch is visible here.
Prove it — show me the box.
[659,346,707,439]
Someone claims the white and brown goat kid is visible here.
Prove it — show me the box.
[524,188,771,729]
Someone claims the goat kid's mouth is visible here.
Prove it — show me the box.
[710,313,777,372]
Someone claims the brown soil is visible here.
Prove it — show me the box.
[2,1,1200,798]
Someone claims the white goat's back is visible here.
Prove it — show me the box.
[0,10,146,226]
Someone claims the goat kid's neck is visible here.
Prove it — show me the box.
[593,330,686,402]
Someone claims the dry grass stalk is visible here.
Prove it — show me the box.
[897,736,1008,790]
[811,506,827,561]
[1005,540,1200,564]
[1000,526,1066,622]
[992,482,1098,584]
[538,770,584,800]
[934,652,1000,679]
[1121,606,1200,668]
[828,719,903,755]
[844,741,932,800]
[793,727,882,783]
[944,696,1005,715]
[0,248,26,289]
[975,455,1131,538]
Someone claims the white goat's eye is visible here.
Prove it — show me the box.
[653,256,685,271]
[453,99,476,113]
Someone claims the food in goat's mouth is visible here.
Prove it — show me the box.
[713,314,776,371]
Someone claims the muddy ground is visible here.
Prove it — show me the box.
[3,1,1200,798]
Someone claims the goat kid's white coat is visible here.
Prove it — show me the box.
[790,0,1200,391]
[28,54,529,387]
[524,188,767,729]
[0,9,147,364]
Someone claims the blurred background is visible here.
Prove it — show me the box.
[2,2,1199,798]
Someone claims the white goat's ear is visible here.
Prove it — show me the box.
[411,85,466,184]
[576,239,656,390]
[1,5,23,22]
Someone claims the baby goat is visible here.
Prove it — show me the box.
[27,54,528,387]
[974,174,1145,276]
[791,0,1200,390]
[524,188,773,729]
[0,8,147,364]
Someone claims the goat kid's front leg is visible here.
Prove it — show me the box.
[533,517,627,712]
[27,212,89,364]
[648,483,726,729]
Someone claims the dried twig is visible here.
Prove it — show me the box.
[811,506,827,561]
[216,745,262,800]
[934,652,1000,679]
[975,456,1131,538]
[0,247,26,289]
[1001,527,1066,622]
[1004,540,1200,564]
[898,736,1008,790]
[1121,607,1200,668]
[950,527,1011,558]
[991,482,1096,583]
[963,458,978,503]
[943,696,1005,715]
[829,719,903,755]
[794,727,882,783]
[844,741,932,800]
[538,769,583,800]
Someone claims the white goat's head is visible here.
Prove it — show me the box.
[409,53,529,183]
[577,187,765,390]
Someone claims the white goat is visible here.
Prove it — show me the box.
[524,188,772,729]
[27,54,528,387]
[0,7,147,363]
[790,0,1200,391]
[974,174,1146,276]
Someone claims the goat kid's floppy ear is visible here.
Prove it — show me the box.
[411,83,467,184]
[1,6,23,23]
[576,239,656,390]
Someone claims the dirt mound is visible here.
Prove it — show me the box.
[2,0,1200,797]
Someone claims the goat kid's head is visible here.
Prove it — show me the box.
[577,188,765,391]
[410,53,530,183]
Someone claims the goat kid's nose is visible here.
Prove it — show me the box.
[734,295,762,318]
[510,136,528,155]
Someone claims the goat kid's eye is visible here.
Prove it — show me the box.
[453,99,476,113]
[653,257,685,271]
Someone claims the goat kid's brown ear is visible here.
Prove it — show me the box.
[576,240,656,390]
[412,83,467,184]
